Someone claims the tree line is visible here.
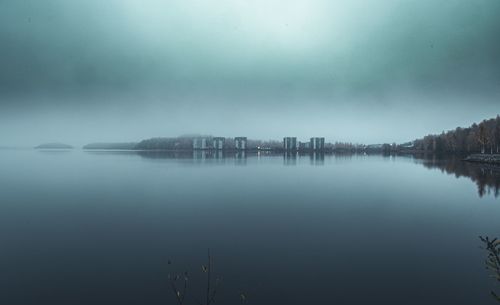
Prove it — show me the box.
[412,115,500,154]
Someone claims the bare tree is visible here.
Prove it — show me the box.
[495,116,500,153]
[167,261,189,305]
[478,123,488,154]
[201,249,221,305]
[485,119,497,154]
[410,116,499,154]
[168,250,228,305]
[479,236,500,302]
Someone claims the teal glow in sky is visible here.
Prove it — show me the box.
[0,0,499,145]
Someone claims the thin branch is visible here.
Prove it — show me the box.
[169,277,184,305]
[480,236,500,302]
[207,249,212,305]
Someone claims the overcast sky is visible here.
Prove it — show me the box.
[1,0,499,146]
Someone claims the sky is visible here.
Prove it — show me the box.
[1,0,499,146]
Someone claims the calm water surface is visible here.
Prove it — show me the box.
[0,149,499,305]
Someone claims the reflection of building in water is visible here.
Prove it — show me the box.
[283,137,297,151]
[214,150,223,159]
[235,150,247,165]
[213,137,225,150]
[310,137,325,151]
[283,152,297,165]
[192,150,226,163]
[193,138,207,150]
[235,137,247,150]
[310,152,325,165]
[193,150,208,160]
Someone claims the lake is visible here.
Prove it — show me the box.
[0,149,499,305]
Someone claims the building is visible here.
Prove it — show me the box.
[283,137,297,150]
[213,137,225,150]
[298,141,310,150]
[235,137,247,150]
[310,137,325,151]
[193,138,207,150]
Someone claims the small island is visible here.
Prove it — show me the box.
[35,143,73,149]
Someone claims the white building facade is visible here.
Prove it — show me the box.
[193,138,207,150]
[283,137,298,150]
[235,137,247,150]
[310,137,325,151]
[213,137,225,150]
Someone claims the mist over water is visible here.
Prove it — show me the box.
[1,0,500,145]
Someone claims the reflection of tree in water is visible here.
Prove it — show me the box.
[414,154,500,198]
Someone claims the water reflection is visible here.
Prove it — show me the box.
[413,154,500,198]
[192,150,227,164]
[235,151,247,166]
[309,152,325,165]
[12,149,498,304]
[84,150,500,198]
[133,150,249,165]
[283,152,297,166]
[136,150,193,159]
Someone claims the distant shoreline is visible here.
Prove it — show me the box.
[35,143,73,149]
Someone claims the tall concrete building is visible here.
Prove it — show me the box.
[193,138,207,150]
[310,137,325,151]
[235,137,247,150]
[283,137,297,150]
[213,137,225,150]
